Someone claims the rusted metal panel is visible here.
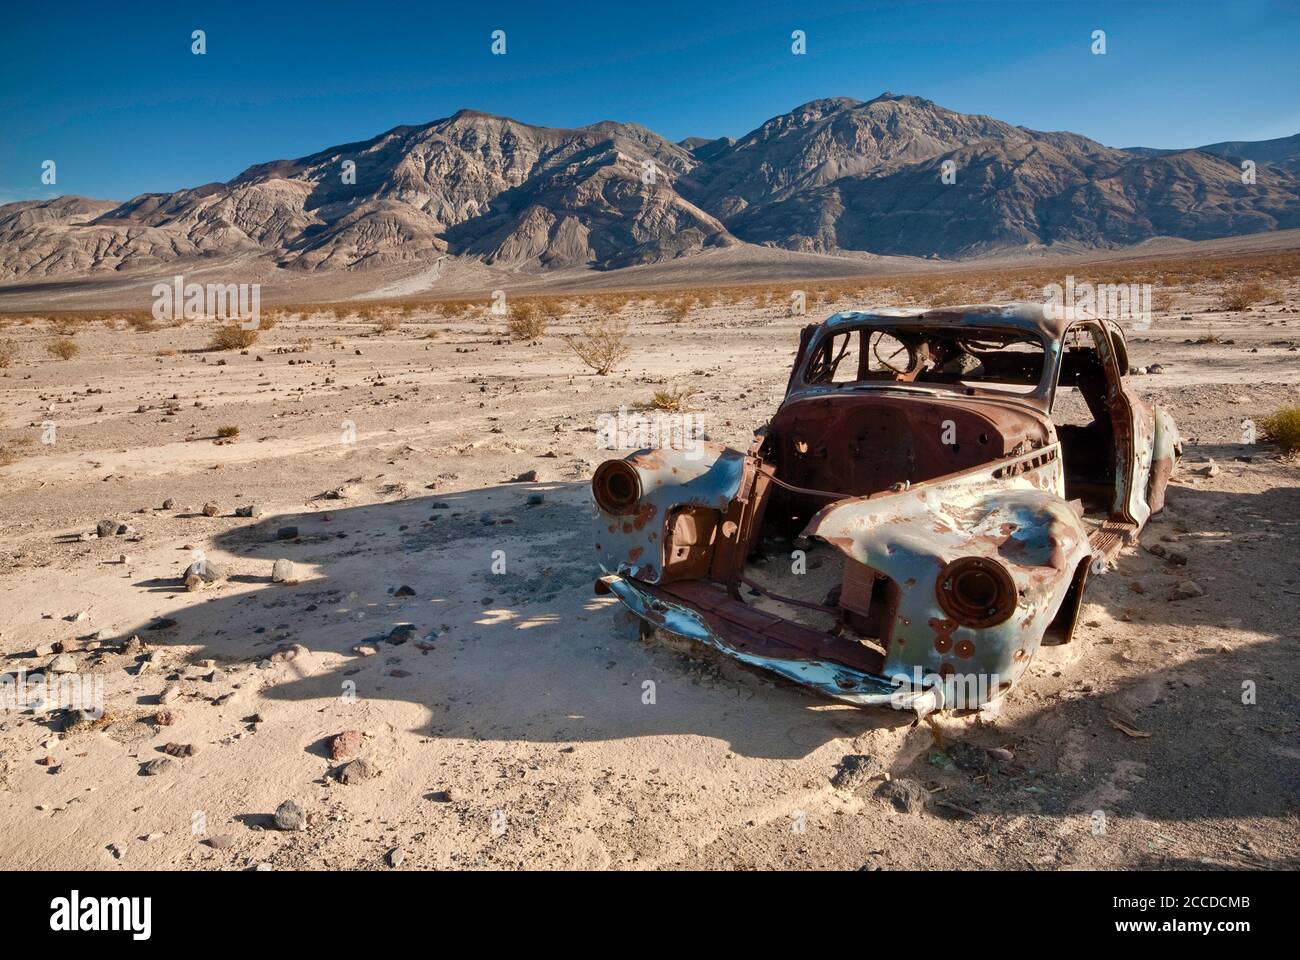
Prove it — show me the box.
[590,303,1180,711]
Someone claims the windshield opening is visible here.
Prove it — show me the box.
[801,324,1049,397]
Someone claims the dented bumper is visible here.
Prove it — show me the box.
[596,573,944,712]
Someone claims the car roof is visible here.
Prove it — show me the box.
[821,302,1073,343]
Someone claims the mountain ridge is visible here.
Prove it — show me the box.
[3,94,1298,282]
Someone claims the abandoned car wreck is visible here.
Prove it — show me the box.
[592,304,1181,712]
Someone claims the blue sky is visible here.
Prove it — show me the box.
[2,0,1297,203]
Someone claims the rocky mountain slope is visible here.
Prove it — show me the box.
[3,94,1298,281]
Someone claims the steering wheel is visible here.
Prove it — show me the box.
[871,333,915,374]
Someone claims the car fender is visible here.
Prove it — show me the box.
[592,443,745,583]
[804,456,1092,698]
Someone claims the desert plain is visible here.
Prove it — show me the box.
[0,241,1297,871]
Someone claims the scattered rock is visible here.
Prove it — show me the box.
[351,643,378,657]
[271,559,294,583]
[153,709,180,726]
[274,799,307,831]
[428,789,454,803]
[140,758,176,776]
[270,643,308,663]
[336,758,378,784]
[875,778,929,815]
[947,741,991,773]
[61,708,98,733]
[509,469,539,483]
[47,654,77,674]
[183,558,228,590]
[394,584,416,597]
[829,754,877,792]
[276,526,299,541]
[201,501,221,517]
[96,519,119,538]
[386,847,405,868]
[1168,580,1205,601]
[158,683,182,705]
[329,729,365,760]
[234,504,263,518]
[163,742,197,758]
[386,624,416,645]
[205,834,237,850]
[987,746,1015,763]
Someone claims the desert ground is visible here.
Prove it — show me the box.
[0,250,1297,871]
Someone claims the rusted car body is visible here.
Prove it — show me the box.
[592,305,1180,712]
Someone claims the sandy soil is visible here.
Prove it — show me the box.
[1,279,1297,871]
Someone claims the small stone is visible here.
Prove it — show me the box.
[96,519,119,538]
[61,708,97,733]
[274,799,307,831]
[163,742,197,758]
[875,777,929,814]
[48,654,77,674]
[336,758,378,784]
[276,526,299,540]
[526,492,545,506]
[352,643,378,657]
[234,504,263,518]
[987,747,1015,763]
[162,498,176,510]
[947,741,991,773]
[271,559,295,583]
[183,559,227,589]
[830,754,876,791]
[140,757,176,776]
[1147,362,1165,374]
[158,683,182,704]
[201,501,220,517]
[394,584,416,597]
[154,709,180,726]
[510,469,539,483]
[386,847,405,868]
[428,789,454,803]
[270,643,307,663]
[1169,580,1205,601]
[386,624,416,645]
[329,729,364,760]
[107,842,126,860]
[205,834,237,850]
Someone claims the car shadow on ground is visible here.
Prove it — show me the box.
[120,468,1300,824]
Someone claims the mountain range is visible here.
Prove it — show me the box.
[3,92,1299,283]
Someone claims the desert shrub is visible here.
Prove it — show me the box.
[666,297,694,322]
[126,313,160,333]
[375,315,401,334]
[49,316,82,336]
[537,298,567,323]
[0,339,18,368]
[208,324,259,350]
[650,386,696,411]
[0,437,34,466]
[216,425,240,438]
[562,316,630,375]
[506,302,546,340]
[1259,407,1300,453]
[1219,280,1278,312]
[47,338,80,360]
